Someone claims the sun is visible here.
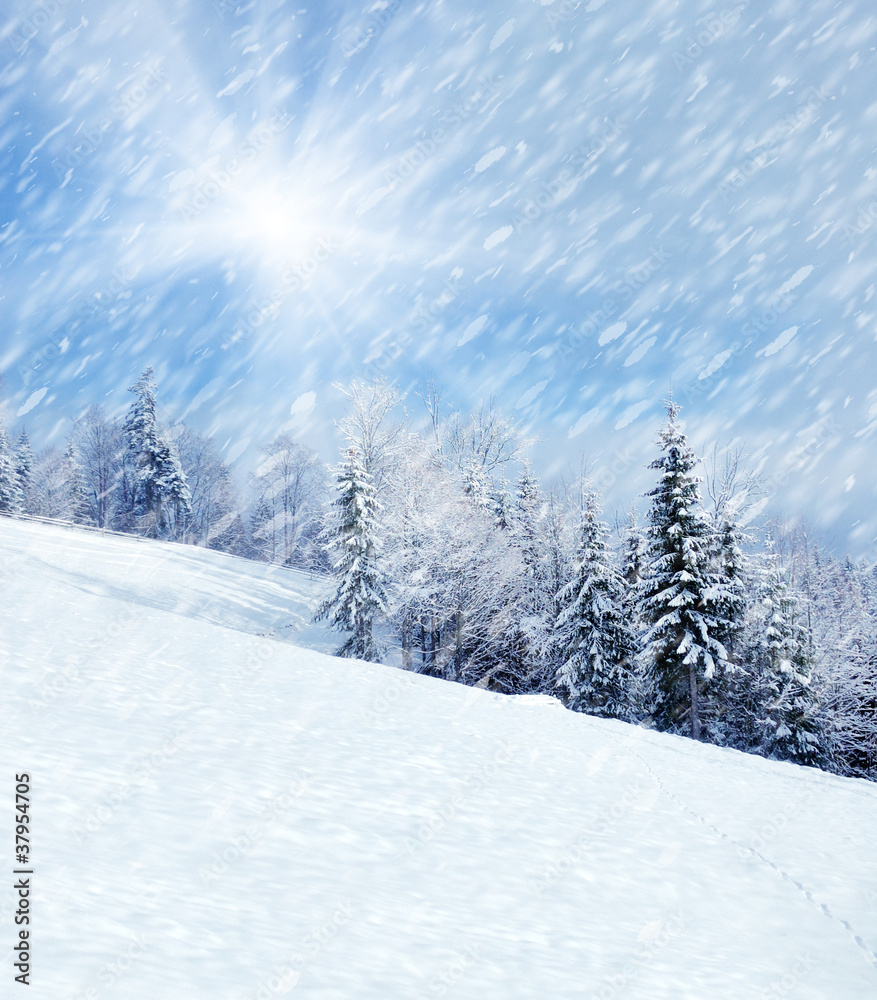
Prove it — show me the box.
[224,179,330,265]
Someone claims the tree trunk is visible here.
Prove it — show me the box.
[689,660,701,740]
[401,624,412,671]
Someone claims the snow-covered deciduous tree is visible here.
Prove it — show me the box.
[24,445,83,520]
[554,487,634,718]
[334,378,406,491]
[70,406,127,528]
[637,401,740,740]
[172,426,249,553]
[316,447,388,661]
[250,435,326,567]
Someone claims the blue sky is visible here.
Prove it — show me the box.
[2,0,876,554]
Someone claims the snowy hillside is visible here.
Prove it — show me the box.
[2,517,877,999]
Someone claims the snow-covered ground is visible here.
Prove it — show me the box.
[2,516,877,999]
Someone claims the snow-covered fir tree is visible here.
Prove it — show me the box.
[512,462,543,589]
[490,476,513,532]
[637,401,740,740]
[0,428,24,513]
[462,458,492,514]
[808,551,876,779]
[702,497,751,743]
[504,462,552,691]
[621,505,648,591]
[250,493,277,562]
[123,368,191,538]
[316,446,388,661]
[63,442,90,524]
[707,496,749,661]
[620,506,649,714]
[554,487,634,718]
[755,540,825,766]
[14,429,34,513]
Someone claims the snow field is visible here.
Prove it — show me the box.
[1,517,876,998]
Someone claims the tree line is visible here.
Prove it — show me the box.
[1,371,874,780]
[317,380,877,782]
[0,367,327,568]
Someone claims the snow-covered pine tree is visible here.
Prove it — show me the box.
[637,401,739,740]
[14,429,34,513]
[808,552,876,778]
[316,446,387,661]
[703,497,750,744]
[707,495,749,659]
[123,368,191,538]
[620,506,649,715]
[490,476,513,532]
[554,487,634,719]
[152,437,192,539]
[63,442,90,524]
[250,492,277,563]
[621,505,648,592]
[462,458,492,514]
[505,461,552,691]
[756,540,825,766]
[512,462,543,585]
[208,510,252,558]
[0,428,24,513]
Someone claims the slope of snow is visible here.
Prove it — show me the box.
[2,517,877,999]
